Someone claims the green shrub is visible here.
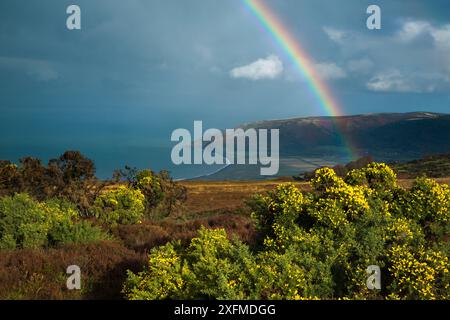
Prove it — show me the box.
[405,177,450,223]
[0,194,55,249]
[93,186,145,226]
[123,227,335,300]
[123,241,185,300]
[44,198,111,245]
[114,167,187,217]
[363,162,397,192]
[123,228,259,300]
[134,169,165,209]
[123,163,450,300]
[0,193,111,249]
[387,245,450,300]
[49,220,112,246]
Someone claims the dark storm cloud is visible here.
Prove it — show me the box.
[1,0,450,158]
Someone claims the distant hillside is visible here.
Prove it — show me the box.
[391,153,450,179]
[295,153,450,181]
[241,112,450,161]
[193,112,450,181]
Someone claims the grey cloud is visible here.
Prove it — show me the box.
[0,56,58,81]
[314,62,347,80]
[367,70,450,93]
[347,58,375,75]
[323,18,450,93]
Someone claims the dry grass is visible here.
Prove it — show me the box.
[397,177,450,189]
[0,213,256,300]
[180,180,310,214]
[0,241,146,300]
[113,214,255,253]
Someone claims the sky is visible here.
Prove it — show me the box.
[1,0,450,177]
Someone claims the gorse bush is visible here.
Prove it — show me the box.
[135,169,168,209]
[0,194,110,249]
[0,194,55,249]
[124,163,450,300]
[405,177,450,223]
[295,156,374,181]
[93,186,145,226]
[387,244,449,300]
[114,167,187,217]
[123,227,262,300]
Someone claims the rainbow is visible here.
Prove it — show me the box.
[242,0,358,159]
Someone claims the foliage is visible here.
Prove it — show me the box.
[0,194,110,249]
[0,211,253,300]
[404,177,450,223]
[0,151,103,215]
[112,214,255,252]
[114,167,187,217]
[387,245,449,300]
[134,169,165,208]
[0,194,58,249]
[123,228,258,300]
[295,156,374,181]
[93,186,145,226]
[49,220,112,246]
[124,163,450,300]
